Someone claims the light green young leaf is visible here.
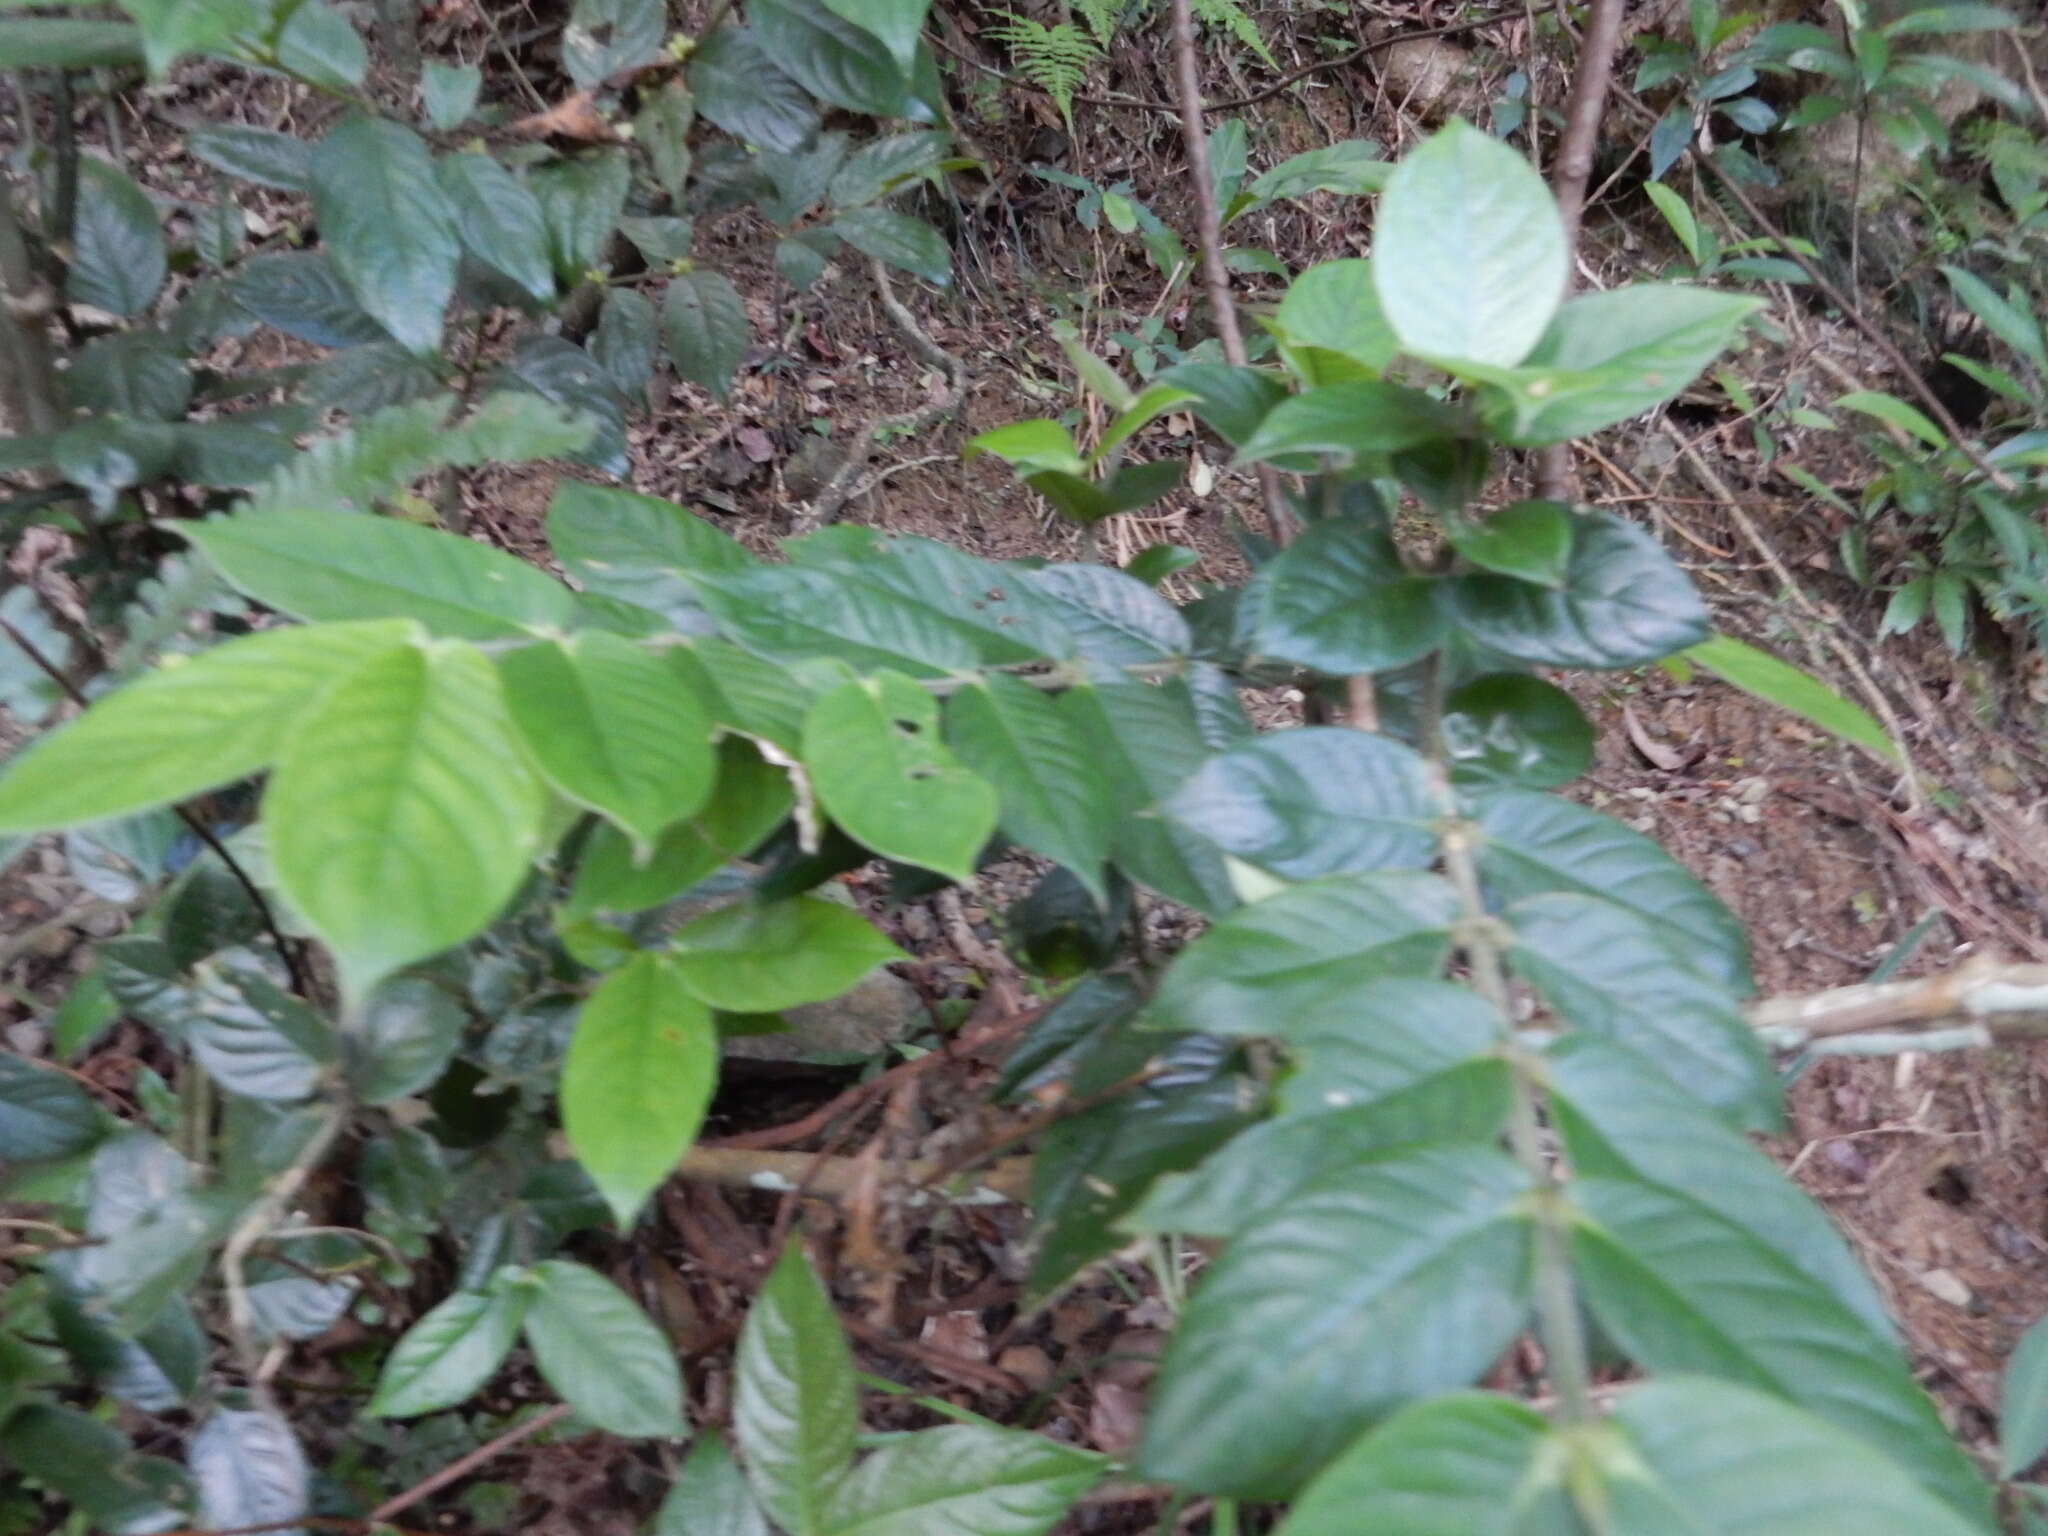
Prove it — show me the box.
[2004,1314,2048,1477]
[1239,139,1388,210]
[1681,633,1899,764]
[498,633,715,856]
[310,116,460,354]
[1834,389,1949,449]
[944,674,1115,899]
[562,952,717,1227]
[265,641,545,999]
[0,620,416,834]
[368,1274,531,1418]
[1644,180,1703,264]
[734,1239,859,1534]
[547,481,753,626]
[655,1432,769,1536]
[1273,259,1398,374]
[821,1424,1105,1536]
[524,1258,686,1437]
[1091,383,1198,464]
[1882,2,2016,35]
[1372,119,1566,368]
[803,671,998,883]
[185,508,578,641]
[667,896,902,1013]
[963,420,1085,476]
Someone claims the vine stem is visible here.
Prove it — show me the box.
[1416,657,1596,1424]
[220,1100,348,1380]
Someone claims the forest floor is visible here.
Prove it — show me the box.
[6,3,2048,1529]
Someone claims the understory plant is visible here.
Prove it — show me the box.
[2,10,2046,1536]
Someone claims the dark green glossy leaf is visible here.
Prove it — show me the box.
[0,1053,103,1161]
[184,957,331,1100]
[531,150,630,281]
[690,24,818,153]
[231,251,388,347]
[822,1424,1104,1536]
[1439,674,1592,789]
[1164,726,1433,879]
[663,267,750,402]
[304,341,443,416]
[734,1239,858,1533]
[830,130,948,208]
[524,1258,685,1436]
[1152,362,1287,446]
[827,206,950,285]
[1234,380,1469,469]
[945,674,1115,898]
[564,0,665,89]
[351,975,466,1104]
[1150,871,1458,1036]
[1476,789,1750,992]
[754,0,931,119]
[187,1407,308,1535]
[638,80,695,203]
[311,116,459,354]
[437,151,556,306]
[68,159,166,318]
[592,286,659,398]
[1451,511,1709,669]
[995,973,1143,1101]
[0,1403,196,1533]
[1138,1143,1534,1497]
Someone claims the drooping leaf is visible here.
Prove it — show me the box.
[187,124,312,190]
[689,24,819,153]
[561,952,717,1227]
[821,1425,1105,1536]
[437,151,556,305]
[523,1258,685,1437]
[1138,1143,1534,1497]
[65,333,193,423]
[265,641,545,998]
[802,670,997,883]
[183,957,331,1101]
[1447,500,1573,586]
[666,896,901,1013]
[734,1239,859,1533]
[68,158,167,317]
[310,116,460,354]
[944,674,1115,897]
[186,508,578,641]
[663,267,750,403]
[498,633,715,856]
[0,619,415,835]
[637,81,696,204]
[1234,380,1469,469]
[1372,119,1566,368]
[826,206,950,285]
[592,286,660,399]
[0,1402,196,1533]
[1474,789,1751,992]
[1164,727,1434,880]
[1680,634,1899,765]
[1150,871,1458,1036]
[1452,510,1708,669]
[1507,892,1774,1127]
[1241,139,1390,206]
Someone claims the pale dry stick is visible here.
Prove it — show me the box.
[220,1103,349,1380]
[1533,0,1629,502]
[1749,959,2048,1047]
[1164,0,1294,544]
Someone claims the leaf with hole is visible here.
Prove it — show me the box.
[563,0,666,89]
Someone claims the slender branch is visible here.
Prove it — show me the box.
[0,179,60,436]
[220,1102,349,1379]
[1534,0,1628,502]
[1163,0,1293,543]
[369,1404,573,1523]
[1747,960,2048,1047]
[676,1143,1033,1204]
[0,618,313,997]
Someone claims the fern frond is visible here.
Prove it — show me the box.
[988,13,1102,131]
[1070,0,1122,46]
[1189,0,1275,69]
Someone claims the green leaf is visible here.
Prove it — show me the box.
[1681,633,1899,764]
[0,1402,196,1533]
[420,59,481,130]
[311,116,460,355]
[1233,380,1469,469]
[1546,1033,1893,1334]
[186,508,577,641]
[1645,180,1703,264]
[1164,727,1433,880]
[830,130,948,208]
[561,952,716,1227]
[655,1432,769,1536]
[803,671,998,883]
[1273,258,1398,373]
[1465,287,1765,444]
[666,895,901,1012]
[1439,674,1593,789]
[0,17,144,68]
[817,0,927,72]
[1246,515,1445,672]
[437,151,556,306]
[1241,139,1389,206]
[266,641,545,999]
[1507,892,1775,1127]
[1150,871,1458,1036]
[1448,500,1573,586]
[188,1406,308,1536]
[1474,789,1751,992]
[1372,119,1566,368]
[826,206,950,285]
[531,151,630,282]
[1573,1177,1994,1522]
[944,674,1114,898]
[368,1274,531,1417]
[664,267,750,403]
[1152,361,1287,445]
[689,23,820,153]
[351,975,466,1104]
[1059,678,1237,916]
[524,1258,686,1437]
[965,420,1083,476]
[754,0,931,119]
[187,124,312,191]
[548,486,751,634]
[68,159,166,318]
[564,0,665,88]
[65,332,193,423]
[592,287,659,398]
[1939,264,2045,372]
[1452,510,1708,669]
[183,958,331,1100]
[1138,1143,1534,1497]
[0,1053,103,1161]
[0,619,415,834]
[1883,2,2017,35]
[1834,389,1949,449]
[637,81,696,204]
[498,634,714,856]
[822,1425,1103,1536]
[734,1239,859,1534]
[230,251,388,347]
[2004,1315,2048,1477]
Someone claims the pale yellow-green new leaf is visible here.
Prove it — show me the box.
[265,640,544,999]
[0,619,418,834]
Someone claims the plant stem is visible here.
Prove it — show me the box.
[220,1100,349,1379]
[1417,656,1595,1424]
[0,179,61,436]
